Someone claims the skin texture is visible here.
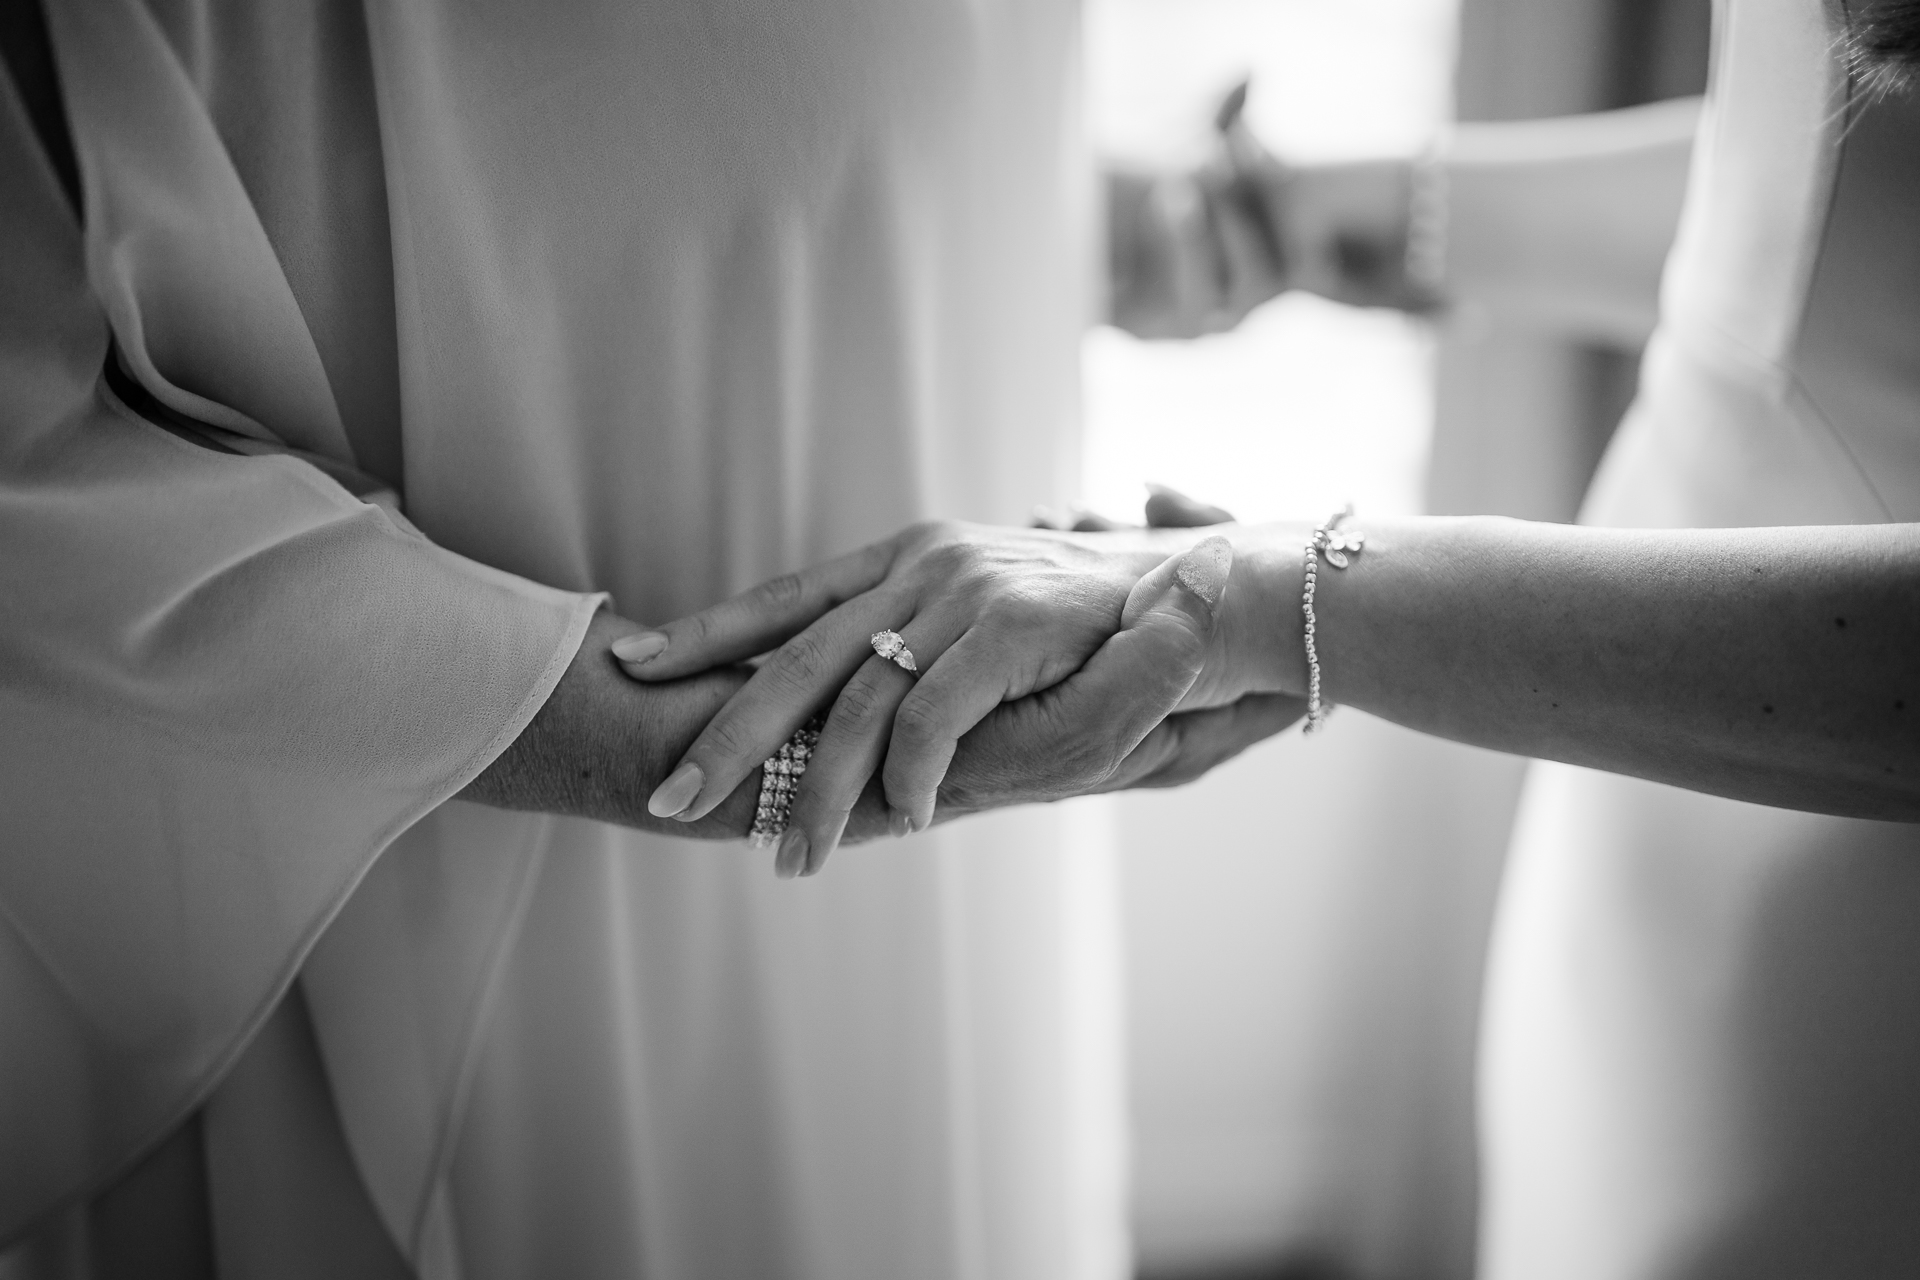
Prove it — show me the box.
[625,526,1172,826]
[617,531,1270,875]
[462,580,1304,854]
[616,510,1919,873]
[458,609,842,839]
[1204,517,1920,823]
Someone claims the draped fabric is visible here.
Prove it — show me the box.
[1,2,1125,1277]
[1479,1,1920,1275]
[0,0,599,1242]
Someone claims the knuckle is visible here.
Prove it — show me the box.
[881,753,927,800]
[920,539,975,582]
[832,674,890,727]
[775,629,832,681]
[1049,715,1124,787]
[890,694,947,750]
[981,584,1053,631]
[677,609,713,649]
[759,571,808,611]
[864,538,899,580]
[925,517,966,541]
[899,519,952,554]
[700,715,756,766]
[1063,742,1116,788]
[936,770,991,811]
[789,780,830,821]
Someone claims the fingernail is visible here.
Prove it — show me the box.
[775,828,809,880]
[1174,535,1234,611]
[647,762,703,818]
[612,630,668,664]
[889,809,913,839]
[1214,78,1250,134]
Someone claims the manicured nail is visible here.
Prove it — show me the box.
[1213,78,1250,134]
[612,630,668,664]
[647,762,703,818]
[889,809,913,839]
[1174,535,1233,611]
[775,828,809,880]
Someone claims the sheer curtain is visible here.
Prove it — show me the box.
[1085,2,1707,1277]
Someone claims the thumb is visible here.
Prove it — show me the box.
[1144,482,1236,528]
[1122,533,1233,630]
[1087,535,1234,754]
[935,537,1235,812]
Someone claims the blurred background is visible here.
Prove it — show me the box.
[1082,1,1709,1277]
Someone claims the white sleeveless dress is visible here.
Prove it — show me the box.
[1478,1,1920,1275]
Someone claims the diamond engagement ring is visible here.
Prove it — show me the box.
[870,630,919,674]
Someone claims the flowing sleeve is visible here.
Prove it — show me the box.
[0,17,602,1239]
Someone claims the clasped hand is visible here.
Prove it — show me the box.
[616,499,1305,876]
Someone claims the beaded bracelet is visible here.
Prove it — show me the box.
[750,718,823,846]
[1302,506,1365,734]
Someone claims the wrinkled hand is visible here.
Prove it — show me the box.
[462,608,898,840]
[944,690,1305,813]
[615,526,1244,875]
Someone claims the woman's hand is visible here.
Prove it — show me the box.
[1105,81,1430,339]
[947,689,1307,812]
[614,524,1239,874]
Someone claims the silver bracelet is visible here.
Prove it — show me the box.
[1302,505,1365,734]
[750,718,823,846]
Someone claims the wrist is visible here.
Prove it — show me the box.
[1284,158,1422,308]
[463,609,763,837]
[1182,522,1310,708]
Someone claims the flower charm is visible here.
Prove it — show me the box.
[1320,529,1365,569]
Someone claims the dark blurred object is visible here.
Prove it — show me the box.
[1145,482,1235,528]
[1032,483,1235,532]
[1140,1250,1363,1280]
[1107,77,1429,340]
[1843,0,1920,98]
[0,0,81,216]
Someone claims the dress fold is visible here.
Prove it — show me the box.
[0,23,599,1242]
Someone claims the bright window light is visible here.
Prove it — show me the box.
[1082,0,1456,524]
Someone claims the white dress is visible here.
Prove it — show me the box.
[1478,0,1920,1274]
[0,2,1123,1277]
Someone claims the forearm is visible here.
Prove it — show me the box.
[462,610,893,840]
[1221,518,1920,820]
[1103,97,1700,338]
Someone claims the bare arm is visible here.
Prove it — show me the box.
[1204,518,1920,821]
[1443,97,1700,342]
[1108,96,1700,343]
